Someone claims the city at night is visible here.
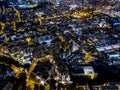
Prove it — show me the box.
[0,0,120,90]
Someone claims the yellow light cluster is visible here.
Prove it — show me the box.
[72,11,90,18]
